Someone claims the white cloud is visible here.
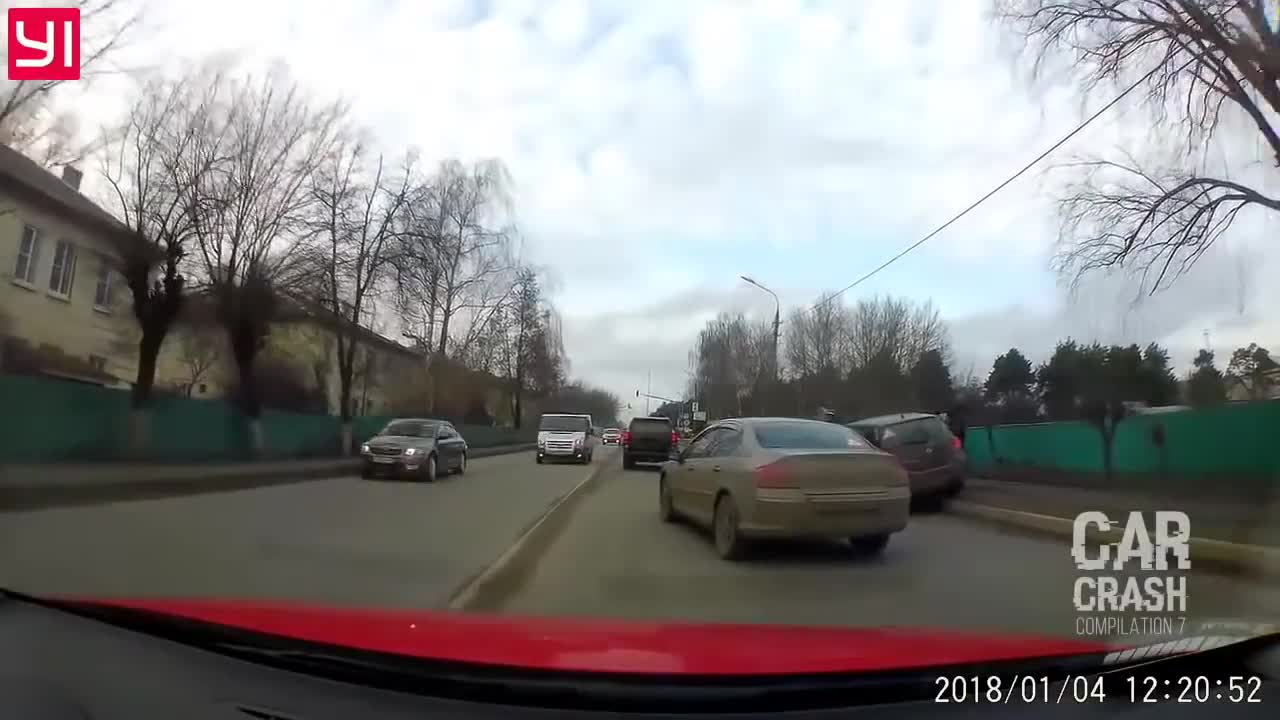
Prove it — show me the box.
[53,0,1280,413]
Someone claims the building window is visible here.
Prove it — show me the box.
[48,240,77,297]
[94,254,114,309]
[14,225,41,284]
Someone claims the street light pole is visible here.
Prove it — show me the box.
[741,275,781,388]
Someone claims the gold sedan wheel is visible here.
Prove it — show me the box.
[659,475,676,522]
[849,533,889,556]
[713,494,746,561]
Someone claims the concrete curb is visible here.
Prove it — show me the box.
[1,443,536,511]
[950,500,1280,581]
[447,447,618,611]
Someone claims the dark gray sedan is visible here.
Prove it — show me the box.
[360,418,469,482]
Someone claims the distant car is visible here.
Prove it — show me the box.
[360,418,468,482]
[659,417,909,560]
[537,413,594,464]
[845,412,966,508]
[602,428,622,445]
[623,416,678,469]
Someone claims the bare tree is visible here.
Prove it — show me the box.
[305,132,416,451]
[784,292,854,409]
[1,0,141,166]
[186,67,346,450]
[394,158,514,356]
[497,267,547,428]
[996,0,1280,291]
[173,329,221,396]
[392,189,443,352]
[539,302,568,383]
[353,346,380,416]
[1226,342,1279,399]
[543,381,620,426]
[435,159,514,355]
[847,295,949,370]
[1,107,83,167]
[452,267,520,361]
[99,69,229,451]
[693,312,773,417]
[494,292,565,426]
[468,303,508,377]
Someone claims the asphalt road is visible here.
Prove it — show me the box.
[493,459,1280,641]
[0,448,596,608]
[4,446,1277,642]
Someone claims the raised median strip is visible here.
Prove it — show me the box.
[0,443,536,511]
[448,447,617,612]
[949,499,1280,582]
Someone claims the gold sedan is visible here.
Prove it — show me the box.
[659,417,910,560]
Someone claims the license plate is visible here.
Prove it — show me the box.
[818,505,878,516]
[373,457,396,464]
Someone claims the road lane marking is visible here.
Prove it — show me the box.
[446,448,618,611]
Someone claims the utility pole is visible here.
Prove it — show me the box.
[741,275,781,412]
[646,370,651,415]
[771,303,780,383]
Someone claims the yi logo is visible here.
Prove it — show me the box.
[7,7,81,81]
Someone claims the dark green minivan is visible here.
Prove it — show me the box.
[846,413,965,508]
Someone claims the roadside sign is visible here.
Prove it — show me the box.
[693,411,707,421]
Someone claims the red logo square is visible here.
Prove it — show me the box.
[7,7,80,81]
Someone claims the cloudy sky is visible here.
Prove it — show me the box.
[59,0,1280,419]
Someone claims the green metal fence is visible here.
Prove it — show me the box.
[0,375,533,463]
[965,400,1280,480]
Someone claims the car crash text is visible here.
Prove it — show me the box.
[1071,511,1189,636]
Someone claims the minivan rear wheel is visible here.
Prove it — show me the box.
[911,492,946,514]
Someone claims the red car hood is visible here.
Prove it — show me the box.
[72,598,1114,675]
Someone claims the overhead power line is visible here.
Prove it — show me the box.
[803,62,1165,317]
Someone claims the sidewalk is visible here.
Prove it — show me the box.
[953,478,1280,580]
[1,443,535,511]
[960,478,1280,547]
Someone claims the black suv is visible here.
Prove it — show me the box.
[622,416,677,469]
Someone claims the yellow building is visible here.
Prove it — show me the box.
[0,146,143,386]
[155,296,426,416]
[1,145,453,419]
